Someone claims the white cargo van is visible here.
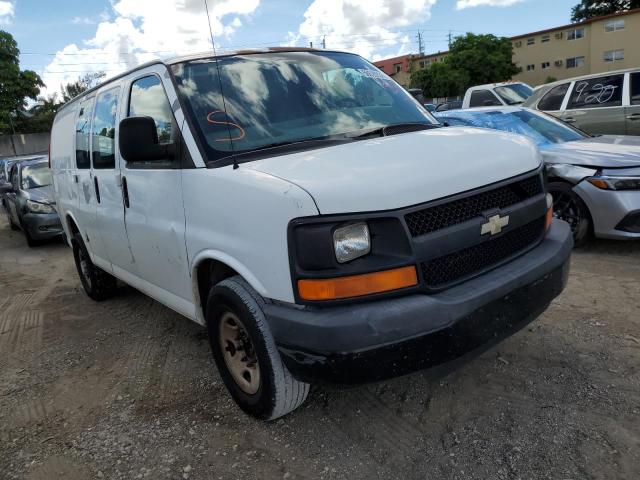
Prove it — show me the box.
[462,82,533,109]
[50,49,572,420]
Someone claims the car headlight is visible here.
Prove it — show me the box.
[333,222,371,263]
[587,176,640,191]
[26,200,55,214]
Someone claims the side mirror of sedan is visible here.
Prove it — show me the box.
[0,182,14,194]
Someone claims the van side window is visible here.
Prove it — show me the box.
[470,90,501,107]
[75,99,93,169]
[567,74,623,110]
[128,76,174,143]
[538,83,569,111]
[92,88,119,169]
[631,72,640,105]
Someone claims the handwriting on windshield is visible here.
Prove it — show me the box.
[573,81,618,105]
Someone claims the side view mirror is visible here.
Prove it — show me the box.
[119,116,175,162]
[0,182,14,194]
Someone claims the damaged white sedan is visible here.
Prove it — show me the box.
[436,107,640,245]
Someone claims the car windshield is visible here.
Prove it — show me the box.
[172,52,436,163]
[494,84,533,105]
[438,109,586,146]
[21,163,53,189]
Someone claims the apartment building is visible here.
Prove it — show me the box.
[373,8,640,88]
[512,8,640,85]
[375,51,449,88]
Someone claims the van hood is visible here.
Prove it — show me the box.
[244,127,541,214]
[540,135,640,169]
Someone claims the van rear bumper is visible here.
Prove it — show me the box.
[264,220,573,384]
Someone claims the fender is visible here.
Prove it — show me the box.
[190,249,269,325]
[546,163,597,185]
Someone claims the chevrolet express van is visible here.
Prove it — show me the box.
[50,49,573,420]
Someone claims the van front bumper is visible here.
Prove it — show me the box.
[264,220,573,384]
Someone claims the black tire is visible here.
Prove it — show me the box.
[206,276,309,420]
[23,224,38,247]
[547,181,592,247]
[7,213,19,231]
[71,232,117,301]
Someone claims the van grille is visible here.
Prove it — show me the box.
[420,216,546,289]
[405,175,543,237]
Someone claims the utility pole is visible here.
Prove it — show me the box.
[448,30,452,49]
[309,41,313,48]
[416,31,424,56]
[322,35,326,49]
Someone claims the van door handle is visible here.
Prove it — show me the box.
[627,113,640,120]
[94,177,101,204]
[122,176,130,208]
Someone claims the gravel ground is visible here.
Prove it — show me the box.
[0,218,639,480]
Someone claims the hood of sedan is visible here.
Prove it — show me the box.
[541,135,640,168]
[244,127,541,214]
[25,185,55,205]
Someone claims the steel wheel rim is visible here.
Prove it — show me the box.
[552,192,582,232]
[78,248,92,289]
[218,311,260,395]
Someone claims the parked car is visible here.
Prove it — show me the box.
[435,106,640,245]
[50,48,572,420]
[462,82,533,109]
[524,68,640,136]
[423,103,436,112]
[1,157,63,246]
[435,100,463,112]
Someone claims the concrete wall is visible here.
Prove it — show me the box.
[0,133,50,157]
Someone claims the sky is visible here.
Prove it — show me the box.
[1,0,578,96]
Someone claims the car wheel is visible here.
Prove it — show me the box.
[206,276,310,421]
[22,224,38,247]
[71,232,117,301]
[547,182,592,247]
[6,211,19,231]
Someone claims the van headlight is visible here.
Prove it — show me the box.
[333,222,371,263]
[26,200,55,214]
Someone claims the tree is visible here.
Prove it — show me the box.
[61,72,106,102]
[571,0,640,22]
[446,33,521,93]
[410,62,465,99]
[544,76,558,84]
[0,30,44,133]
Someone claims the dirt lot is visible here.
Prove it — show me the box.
[0,219,639,480]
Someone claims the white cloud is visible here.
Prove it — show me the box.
[291,0,437,60]
[71,16,96,25]
[456,0,523,9]
[0,1,14,25]
[42,0,259,94]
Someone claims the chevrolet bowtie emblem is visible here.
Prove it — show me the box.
[481,214,510,236]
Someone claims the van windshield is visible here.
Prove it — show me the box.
[172,52,436,164]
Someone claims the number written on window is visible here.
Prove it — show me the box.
[568,75,623,109]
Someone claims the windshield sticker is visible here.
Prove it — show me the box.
[357,69,388,81]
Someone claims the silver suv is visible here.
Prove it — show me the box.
[524,68,640,136]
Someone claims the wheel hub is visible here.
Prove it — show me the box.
[219,312,260,395]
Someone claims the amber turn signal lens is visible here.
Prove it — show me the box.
[588,178,609,190]
[545,205,553,231]
[298,266,418,301]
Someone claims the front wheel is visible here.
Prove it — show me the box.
[71,232,117,301]
[6,210,19,231]
[206,276,309,420]
[547,182,592,247]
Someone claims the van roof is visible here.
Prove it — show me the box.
[58,47,349,111]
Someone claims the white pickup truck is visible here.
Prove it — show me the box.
[50,48,572,420]
[462,82,533,109]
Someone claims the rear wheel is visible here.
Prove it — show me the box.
[547,181,592,247]
[71,232,117,301]
[206,276,309,420]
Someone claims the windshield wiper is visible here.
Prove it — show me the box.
[350,122,441,139]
